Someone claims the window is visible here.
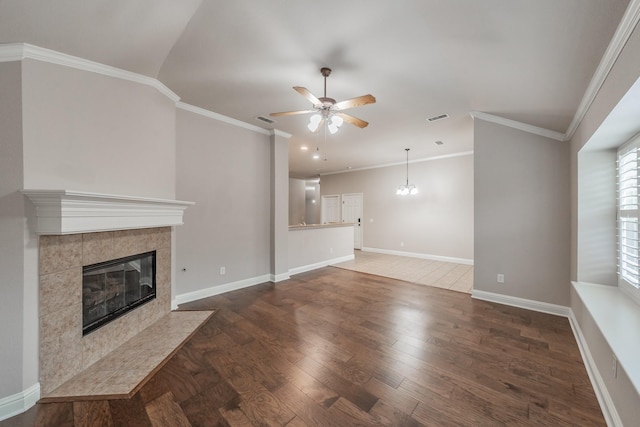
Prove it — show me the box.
[617,135,640,305]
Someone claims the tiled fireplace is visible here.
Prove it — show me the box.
[39,227,172,395]
[22,189,193,396]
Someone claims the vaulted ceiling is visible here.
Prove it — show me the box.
[0,0,632,178]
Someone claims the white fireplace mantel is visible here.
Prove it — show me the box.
[21,190,195,235]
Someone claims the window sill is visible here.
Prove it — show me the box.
[572,281,640,394]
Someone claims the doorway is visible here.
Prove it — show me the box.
[341,193,363,249]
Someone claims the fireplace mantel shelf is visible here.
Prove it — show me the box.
[21,189,195,235]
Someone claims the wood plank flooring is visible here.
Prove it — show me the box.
[1,267,605,426]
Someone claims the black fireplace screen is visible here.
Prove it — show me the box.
[82,251,156,335]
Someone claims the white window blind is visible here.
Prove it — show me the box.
[618,139,640,291]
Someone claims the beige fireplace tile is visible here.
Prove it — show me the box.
[39,234,83,275]
[40,336,83,395]
[40,305,81,345]
[82,231,115,266]
[40,268,82,317]
[113,229,144,258]
[156,247,171,289]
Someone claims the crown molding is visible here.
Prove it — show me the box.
[470,111,566,141]
[564,0,640,141]
[0,43,180,102]
[176,101,274,135]
[470,0,640,143]
[320,151,474,176]
[21,190,194,235]
[270,129,293,139]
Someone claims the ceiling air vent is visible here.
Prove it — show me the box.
[256,116,276,125]
[427,113,449,122]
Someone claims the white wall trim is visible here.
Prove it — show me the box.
[270,272,292,283]
[290,254,355,276]
[471,290,570,316]
[470,112,566,141]
[21,190,194,235]
[564,0,640,141]
[0,383,40,422]
[321,151,474,176]
[0,43,180,102]
[362,247,474,266]
[177,101,275,136]
[567,309,622,427]
[174,274,272,307]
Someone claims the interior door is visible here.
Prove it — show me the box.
[342,193,363,249]
[321,195,340,224]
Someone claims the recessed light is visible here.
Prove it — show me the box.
[313,153,320,160]
[300,146,308,151]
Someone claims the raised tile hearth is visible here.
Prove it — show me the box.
[40,310,215,402]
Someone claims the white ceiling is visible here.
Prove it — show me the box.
[0,0,631,178]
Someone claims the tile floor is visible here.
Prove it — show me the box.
[332,250,473,294]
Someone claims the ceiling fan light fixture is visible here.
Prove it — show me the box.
[307,114,322,132]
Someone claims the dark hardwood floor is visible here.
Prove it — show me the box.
[2,267,605,426]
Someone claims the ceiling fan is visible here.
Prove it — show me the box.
[270,67,376,133]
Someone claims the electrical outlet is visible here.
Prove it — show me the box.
[612,354,617,379]
[220,266,226,275]
[330,247,333,254]
[497,274,505,283]
[400,241,404,247]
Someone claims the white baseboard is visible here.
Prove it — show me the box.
[270,272,291,283]
[0,383,40,422]
[567,310,622,427]
[174,274,272,307]
[471,289,571,317]
[290,254,355,276]
[471,289,620,426]
[361,247,473,266]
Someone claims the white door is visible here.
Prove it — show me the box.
[321,195,340,224]
[342,193,363,249]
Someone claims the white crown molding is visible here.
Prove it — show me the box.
[564,0,640,141]
[470,0,640,143]
[177,101,272,135]
[321,151,474,176]
[0,43,180,102]
[470,111,566,141]
[21,190,194,235]
[270,129,293,139]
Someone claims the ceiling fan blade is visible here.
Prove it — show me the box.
[293,86,323,106]
[333,94,376,111]
[270,109,316,117]
[335,112,369,128]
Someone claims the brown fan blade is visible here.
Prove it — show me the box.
[333,94,376,111]
[270,109,316,117]
[335,112,369,128]
[293,86,323,106]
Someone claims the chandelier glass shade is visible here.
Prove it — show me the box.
[397,148,418,196]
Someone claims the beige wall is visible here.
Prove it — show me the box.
[21,59,176,199]
[289,178,306,225]
[320,154,473,262]
[175,108,272,295]
[474,120,570,305]
[0,62,33,400]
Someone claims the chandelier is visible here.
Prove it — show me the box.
[397,148,418,196]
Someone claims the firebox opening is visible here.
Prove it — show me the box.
[82,251,156,335]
